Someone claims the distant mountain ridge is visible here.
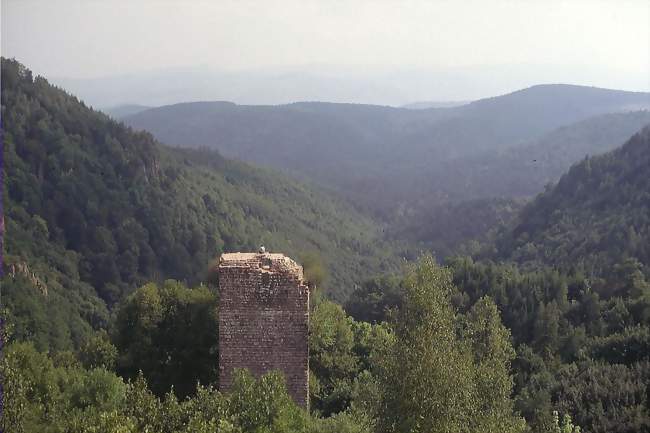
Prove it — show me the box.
[123,84,650,216]
[105,104,152,118]
[401,100,470,109]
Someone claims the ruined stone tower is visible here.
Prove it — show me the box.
[218,251,309,407]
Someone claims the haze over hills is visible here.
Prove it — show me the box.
[123,84,650,216]
[5,58,650,433]
[417,109,650,201]
[52,67,410,108]
[50,61,650,109]
[401,100,470,109]
[105,104,152,119]
[5,0,650,431]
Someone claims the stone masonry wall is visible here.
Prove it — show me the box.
[218,252,309,407]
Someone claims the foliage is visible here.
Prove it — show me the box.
[78,330,118,370]
[308,298,392,417]
[540,411,582,433]
[112,280,219,398]
[0,339,313,433]
[4,57,650,433]
[553,361,649,433]
[300,251,328,289]
[374,256,525,433]
[0,340,129,433]
[310,410,373,433]
[346,274,402,324]
[396,197,524,259]
[309,300,359,415]
[348,253,650,433]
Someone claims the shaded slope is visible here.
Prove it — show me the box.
[419,110,650,201]
[1,58,400,349]
[497,125,650,277]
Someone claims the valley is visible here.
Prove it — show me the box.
[2,57,650,433]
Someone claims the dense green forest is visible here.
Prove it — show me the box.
[486,128,650,431]
[4,258,538,433]
[497,125,650,277]
[388,197,525,259]
[346,253,650,432]
[349,128,650,432]
[2,57,650,433]
[1,58,403,351]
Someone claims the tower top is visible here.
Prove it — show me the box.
[219,251,304,280]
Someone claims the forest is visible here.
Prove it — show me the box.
[2,57,650,433]
[1,57,406,350]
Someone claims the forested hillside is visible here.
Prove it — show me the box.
[391,111,650,256]
[1,58,401,350]
[485,126,650,431]
[4,2,650,432]
[3,57,650,433]
[123,85,650,217]
[498,125,650,279]
[388,197,525,259]
[345,126,650,433]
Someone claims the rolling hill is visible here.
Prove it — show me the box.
[416,110,650,202]
[123,85,650,216]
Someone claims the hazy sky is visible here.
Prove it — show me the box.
[2,0,649,104]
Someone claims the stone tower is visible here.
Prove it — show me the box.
[218,251,310,407]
